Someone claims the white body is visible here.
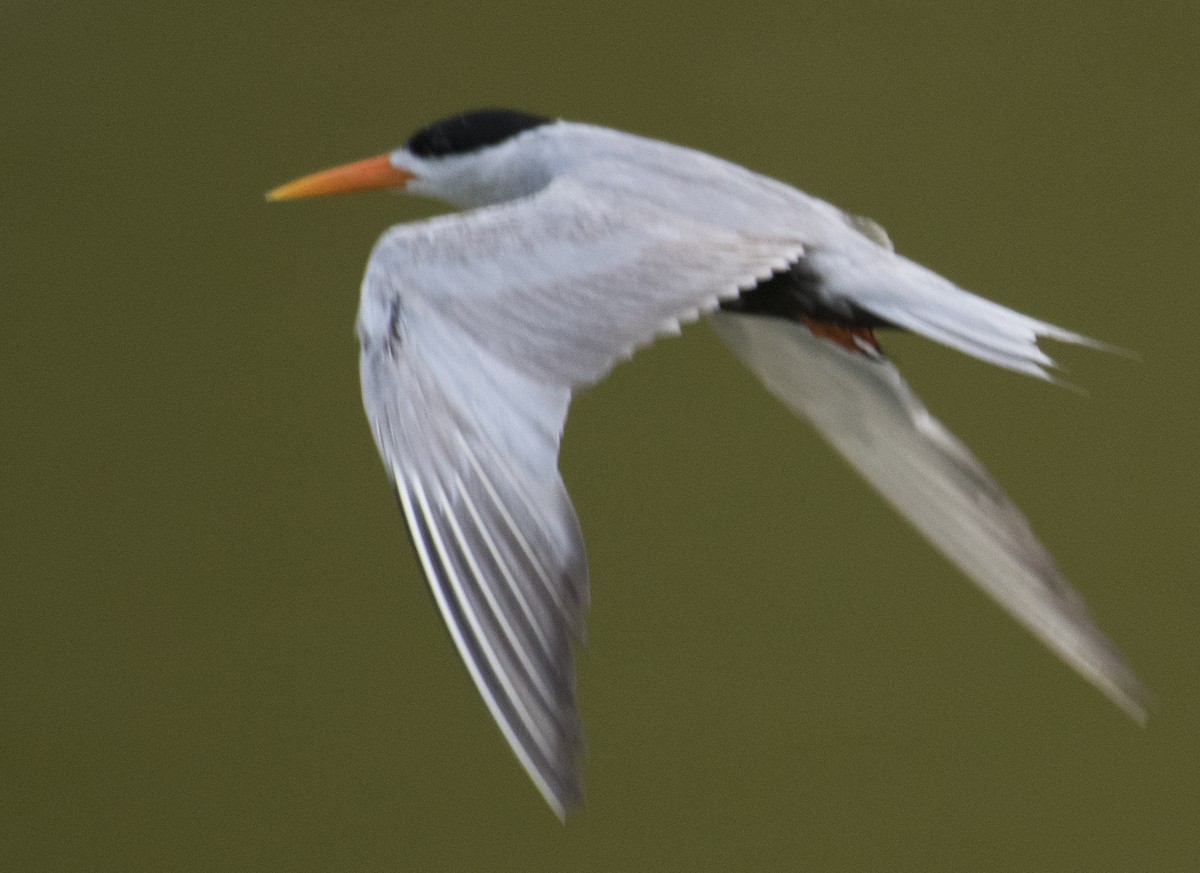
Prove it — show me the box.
[347,119,1145,817]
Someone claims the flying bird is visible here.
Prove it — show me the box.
[268,109,1147,818]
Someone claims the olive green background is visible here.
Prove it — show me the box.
[4,1,1197,869]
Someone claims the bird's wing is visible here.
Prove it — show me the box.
[361,178,805,389]
[362,316,587,816]
[357,180,806,816]
[710,311,1148,721]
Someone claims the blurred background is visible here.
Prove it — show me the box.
[4,1,1197,869]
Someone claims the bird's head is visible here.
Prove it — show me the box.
[267,109,557,209]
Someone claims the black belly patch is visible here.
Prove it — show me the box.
[719,259,893,329]
[720,260,895,356]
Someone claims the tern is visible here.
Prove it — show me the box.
[268,109,1147,817]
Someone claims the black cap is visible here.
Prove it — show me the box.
[406,109,553,158]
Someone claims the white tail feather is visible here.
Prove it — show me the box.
[812,248,1098,378]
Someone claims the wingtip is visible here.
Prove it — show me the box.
[538,771,585,822]
[1109,676,1155,727]
[1064,626,1153,726]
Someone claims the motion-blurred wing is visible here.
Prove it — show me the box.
[357,180,806,816]
[710,311,1148,722]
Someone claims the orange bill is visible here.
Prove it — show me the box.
[266,153,414,201]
